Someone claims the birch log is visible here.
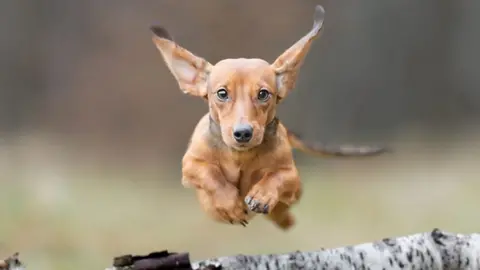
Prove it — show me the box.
[0,253,24,270]
[106,228,480,270]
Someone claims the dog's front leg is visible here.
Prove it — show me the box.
[244,167,302,215]
[182,159,249,226]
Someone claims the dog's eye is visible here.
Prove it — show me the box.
[257,89,271,102]
[216,88,229,101]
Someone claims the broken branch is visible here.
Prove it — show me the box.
[105,228,480,270]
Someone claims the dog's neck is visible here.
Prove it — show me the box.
[208,115,279,152]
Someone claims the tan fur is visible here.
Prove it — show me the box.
[151,5,387,230]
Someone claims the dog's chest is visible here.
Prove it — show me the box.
[220,158,264,196]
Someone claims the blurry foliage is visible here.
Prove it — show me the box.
[0,0,479,165]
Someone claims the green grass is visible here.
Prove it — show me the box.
[1,135,479,269]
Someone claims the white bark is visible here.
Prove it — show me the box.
[0,253,25,270]
[192,228,480,270]
[106,228,480,270]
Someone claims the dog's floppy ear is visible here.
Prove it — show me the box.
[151,26,213,98]
[271,5,325,100]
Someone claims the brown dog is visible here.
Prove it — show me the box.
[151,5,387,230]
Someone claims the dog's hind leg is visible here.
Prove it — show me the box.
[265,202,296,230]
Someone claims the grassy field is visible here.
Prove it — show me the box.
[1,133,479,269]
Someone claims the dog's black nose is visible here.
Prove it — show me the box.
[233,124,253,143]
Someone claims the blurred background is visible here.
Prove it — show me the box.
[1,0,479,269]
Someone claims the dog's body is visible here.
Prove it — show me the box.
[151,6,387,230]
[183,113,301,229]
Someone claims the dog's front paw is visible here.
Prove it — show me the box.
[212,187,249,226]
[244,185,279,214]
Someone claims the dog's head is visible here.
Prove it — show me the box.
[151,6,325,151]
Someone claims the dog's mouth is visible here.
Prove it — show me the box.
[229,141,259,151]
[231,143,250,151]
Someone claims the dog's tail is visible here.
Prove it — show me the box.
[287,130,389,157]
